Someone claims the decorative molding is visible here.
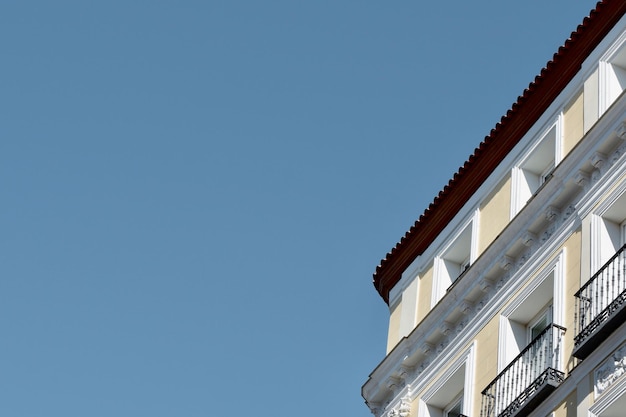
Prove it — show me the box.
[591,151,606,169]
[611,142,626,166]
[386,376,401,392]
[595,342,626,397]
[397,396,411,417]
[574,170,590,187]
[616,120,626,139]
[420,342,434,356]
[440,322,453,336]
[367,402,382,416]
[500,256,514,270]
[545,206,561,222]
[522,232,536,247]
[459,301,473,315]
[399,364,414,382]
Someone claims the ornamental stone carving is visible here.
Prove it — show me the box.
[440,322,453,336]
[591,151,606,169]
[595,343,626,396]
[615,121,626,140]
[545,206,560,222]
[398,397,411,417]
[574,171,590,187]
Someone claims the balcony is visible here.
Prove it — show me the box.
[574,244,626,360]
[480,324,566,417]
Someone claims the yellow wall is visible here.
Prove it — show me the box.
[563,228,582,372]
[472,319,500,417]
[416,262,434,325]
[584,68,599,133]
[563,89,584,157]
[577,374,594,417]
[478,175,511,255]
[552,390,577,417]
[387,300,402,353]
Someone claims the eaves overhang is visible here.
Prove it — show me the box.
[374,0,626,304]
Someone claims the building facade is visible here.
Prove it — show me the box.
[362,2,626,417]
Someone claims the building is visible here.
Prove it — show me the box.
[362,2,626,417]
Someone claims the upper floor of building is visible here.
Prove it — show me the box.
[365,2,626,417]
[377,0,626,354]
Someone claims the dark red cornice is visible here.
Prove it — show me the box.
[374,0,626,304]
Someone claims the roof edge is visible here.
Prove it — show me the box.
[374,0,626,304]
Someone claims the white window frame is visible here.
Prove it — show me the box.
[527,305,553,342]
[511,119,563,217]
[418,342,476,417]
[443,393,463,417]
[498,251,565,371]
[590,182,626,273]
[431,211,479,307]
[599,29,626,115]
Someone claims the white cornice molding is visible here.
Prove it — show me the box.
[591,151,607,169]
[574,170,591,187]
[617,120,626,139]
[545,206,561,222]
[521,231,537,247]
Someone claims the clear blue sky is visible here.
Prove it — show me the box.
[0,1,598,416]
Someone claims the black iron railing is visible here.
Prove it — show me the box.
[480,324,566,417]
[574,244,626,358]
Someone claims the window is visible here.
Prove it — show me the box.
[601,34,626,112]
[511,123,561,216]
[441,225,471,283]
[459,256,470,276]
[499,253,564,370]
[591,189,626,272]
[527,305,553,377]
[576,186,626,358]
[419,343,475,417]
[528,306,552,341]
[444,394,464,417]
[539,162,556,186]
[484,256,565,417]
[432,215,477,306]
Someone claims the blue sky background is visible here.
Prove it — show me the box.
[1,1,599,416]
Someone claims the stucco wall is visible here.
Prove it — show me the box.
[387,299,402,353]
[478,175,511,255]
[416,262,433,325]
[564,89,584,157]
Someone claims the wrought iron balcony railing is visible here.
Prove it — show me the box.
[480,324,566,417]
[574,244,626,359]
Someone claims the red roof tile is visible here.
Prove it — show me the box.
[374,0,626,304]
